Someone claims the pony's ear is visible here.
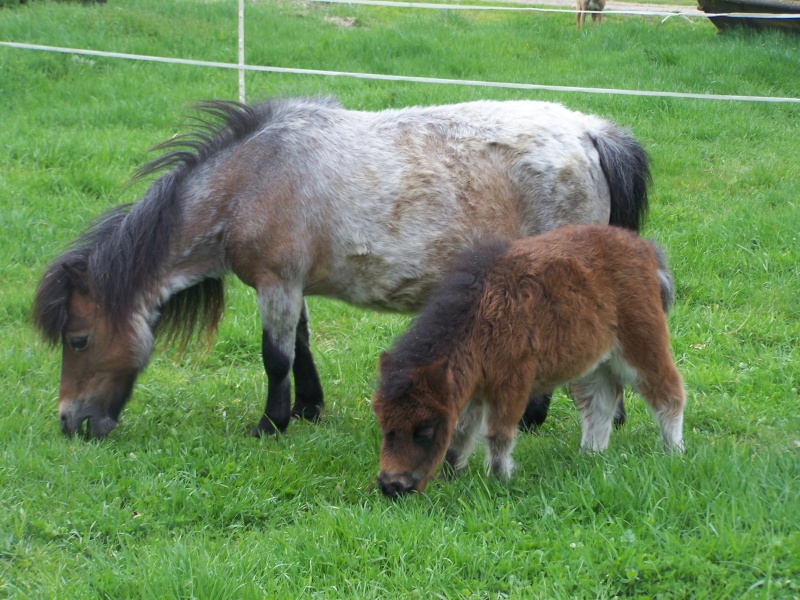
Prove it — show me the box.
[62,263,89,295]
[420,357,453,398]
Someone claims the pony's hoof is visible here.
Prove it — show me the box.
[290,404,323,422]
[251,417,282,437]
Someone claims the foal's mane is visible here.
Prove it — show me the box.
[380,238,512,400]
[33,98,303,346]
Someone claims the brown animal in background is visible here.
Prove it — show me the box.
[373,225,685,498]
[577,0,606,29]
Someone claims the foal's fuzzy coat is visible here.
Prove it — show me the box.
[373,225,685,497]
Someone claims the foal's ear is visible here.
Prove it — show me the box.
[421,358,453,397]
[62,263,90,295]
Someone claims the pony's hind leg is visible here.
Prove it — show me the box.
[632,362,685,452]
[255,279,304,436]
[619,320,686,452]
[570,365,623,452]
[290,301,324,422]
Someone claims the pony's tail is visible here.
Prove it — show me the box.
[592,126,651,232]
[649,241,675,315]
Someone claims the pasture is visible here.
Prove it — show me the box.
[1,0,799,597]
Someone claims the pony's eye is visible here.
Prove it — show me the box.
[413,422,436,445]
[69,336,89,352]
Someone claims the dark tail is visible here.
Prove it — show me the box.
[592,126,651,232]
[649,241,674,314]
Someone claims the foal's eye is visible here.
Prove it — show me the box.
[413,422,436,446]
[69,336,89,352]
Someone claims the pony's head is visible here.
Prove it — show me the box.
[372,353,458,497]
[32,174,224,439]
[33,256,153,439]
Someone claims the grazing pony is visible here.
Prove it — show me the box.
[577,0,606,29]
[373,225,684,498]
[32,97,650,439]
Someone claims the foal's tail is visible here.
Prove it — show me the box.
[592,126,651,232]
[649,241,675,314]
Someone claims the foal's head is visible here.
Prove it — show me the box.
[33,260,153,439]
[372,354,458,498]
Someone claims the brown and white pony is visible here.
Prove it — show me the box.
[32,97,650,439]
[577,0,606,29]
[373,225,684,498]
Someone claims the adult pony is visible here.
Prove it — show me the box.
[33,97,650,439]
[373,225,685,498]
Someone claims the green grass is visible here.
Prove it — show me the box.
[1,0,799,597]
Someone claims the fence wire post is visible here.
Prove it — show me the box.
[238,0,245,103]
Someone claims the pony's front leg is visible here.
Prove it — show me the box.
[517,392,552,431]
[254,281,303,437]
[290,300,324,422]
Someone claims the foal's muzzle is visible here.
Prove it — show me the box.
[377,471,419,498]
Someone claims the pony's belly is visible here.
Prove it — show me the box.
[313,266,439,313]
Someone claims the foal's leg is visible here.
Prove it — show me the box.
[619,319,686,452]
[254,280,304,436]
[518,391,620,432]
[485,384,531,480]
[570,367,622,452]
[628,356,685,452]
[290,301,325,422]
[444,399,486,475]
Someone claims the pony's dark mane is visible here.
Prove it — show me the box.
[380,238,512,400]
[33,98,310,346]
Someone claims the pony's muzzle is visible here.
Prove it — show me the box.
[59,402,118,439]
[377,470,419,498]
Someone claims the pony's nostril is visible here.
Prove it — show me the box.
[60,413,71,435]
[378,476,412,498]
[379,479,398,498]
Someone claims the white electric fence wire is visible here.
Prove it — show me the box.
[310,0,800,20]
[0,41,797,104]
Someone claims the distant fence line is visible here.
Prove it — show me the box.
[1,0,799,105]
[310,0,800,20]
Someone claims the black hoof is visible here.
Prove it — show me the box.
[290,404,323,422]
[251,416,284,437]
[518,393,552,432]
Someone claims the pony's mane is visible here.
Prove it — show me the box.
[33,98,327,346]
[380,238,512,400]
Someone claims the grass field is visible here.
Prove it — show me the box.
[1,0,799,597]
